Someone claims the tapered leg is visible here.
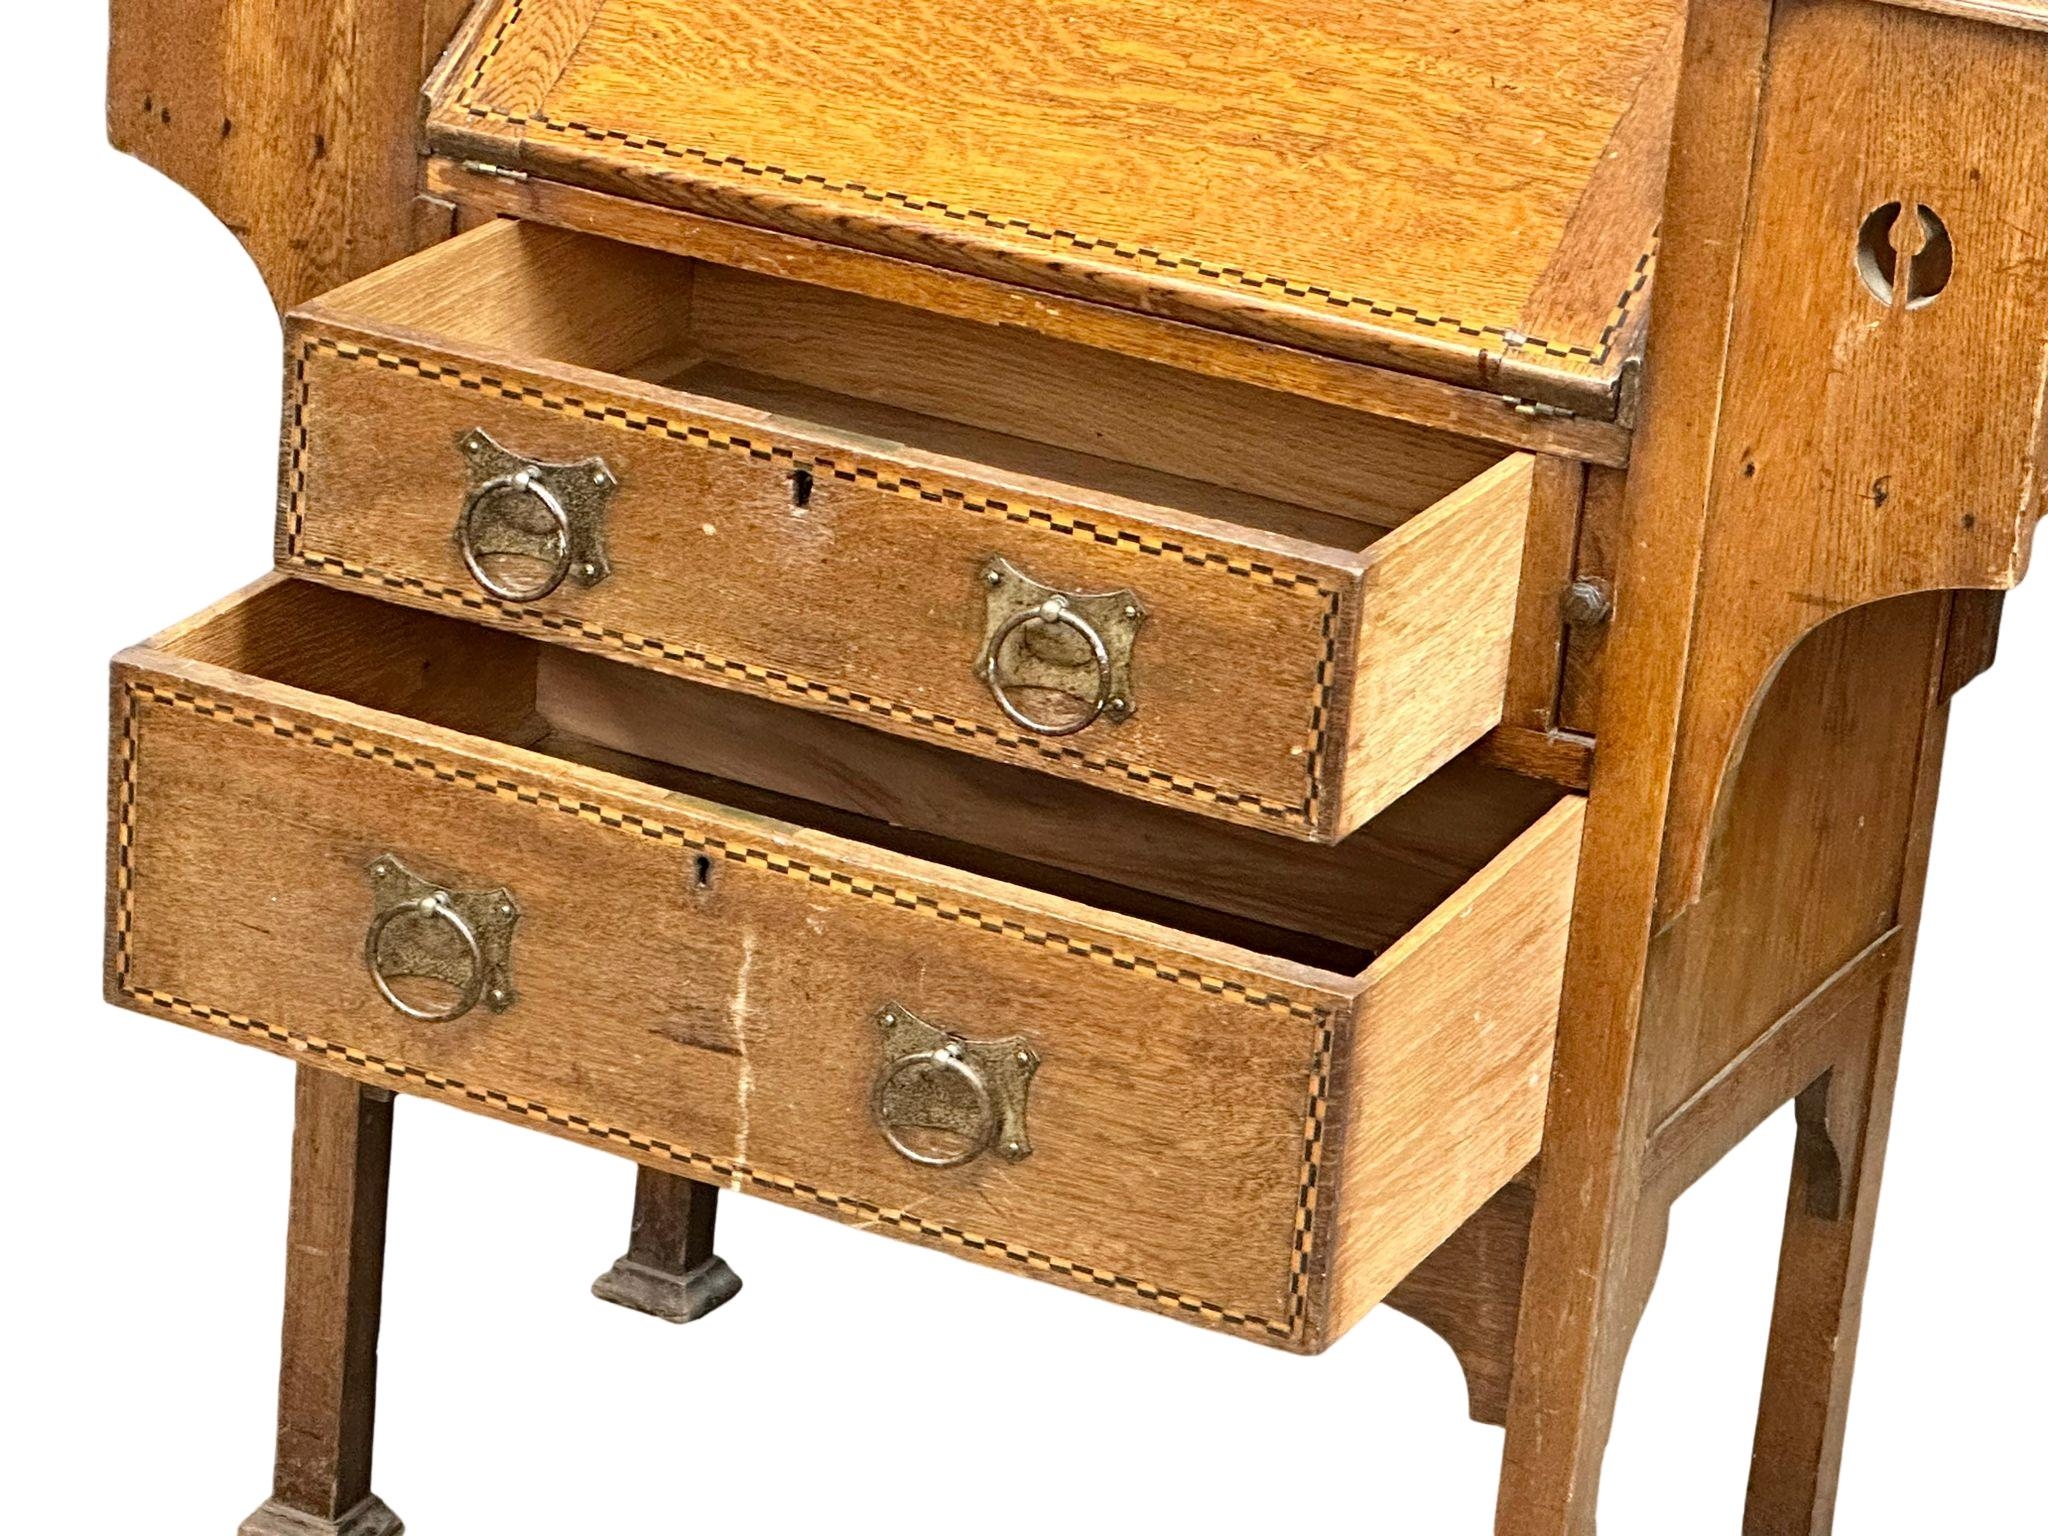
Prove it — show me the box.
[1744,997,1902,1533]
[591,1166,741,1323]
[240,1069,402,1536]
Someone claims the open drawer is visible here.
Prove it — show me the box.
[281,220,1534,844]
[108,577,1582,1351]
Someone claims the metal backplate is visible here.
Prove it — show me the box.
[977,556,1145,733]
[366,854,520,1016]
[457,428,616,591]
[874,1003,1038,1168]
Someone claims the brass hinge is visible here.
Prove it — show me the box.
[1493,334,1643,425]
[1499,394,1580,421]
[460,159,530,183]
[1494,336,1582,421]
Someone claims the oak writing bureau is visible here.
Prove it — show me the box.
[102,0,2047,1530]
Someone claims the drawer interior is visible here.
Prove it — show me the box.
[319,221,1512,548]
[160,579,1566,973]
[124,576,1582,1346]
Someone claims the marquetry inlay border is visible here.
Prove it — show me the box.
[284,336,1349,833]
[112,678,1340,1344]
[447,0,1657,372]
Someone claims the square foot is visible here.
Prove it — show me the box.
[591,1254,742,1323]
[239,1495,403,1536]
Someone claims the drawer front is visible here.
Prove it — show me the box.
[110,664,1350,1344]
[282,328,1365,839]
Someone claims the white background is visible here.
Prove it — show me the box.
[6,9,2042,1533]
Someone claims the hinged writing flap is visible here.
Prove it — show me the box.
[427,0,1683,411]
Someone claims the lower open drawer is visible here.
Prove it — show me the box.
[107,577,1582,1352]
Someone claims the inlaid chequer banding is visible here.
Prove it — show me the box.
[286,336,1347,829]
[447,0,1656,370]
[114,679,1339,1341]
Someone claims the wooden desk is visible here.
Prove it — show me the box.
[102,1,2047,1530]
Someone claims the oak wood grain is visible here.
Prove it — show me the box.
[1495,2,1784,1525]
[1340,457,1536,831]
[1744,600,1957,1536]
[1871,0,2048,26]
[683,265,1504,534]
[1384,1174,1539,1428]
[99,3,2048,1525]
[285,220,1535,840]
[1325,800,1582,1339]
[109,0,472,307]
[1653,0,2048,915]
[108,577,1576,1352]
[1503,459,1590,734]
[425,162,1640,466]
[237,1069,400,1536]
[532,642,1564,959]
[426,0,1681,408]
[1556,464,1627,735]
[590,1166,742,1323]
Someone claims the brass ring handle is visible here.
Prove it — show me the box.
[365,891,486,1023]
[872,1045,998,1169]
[981,596,1115,738]
[458,466,575,603]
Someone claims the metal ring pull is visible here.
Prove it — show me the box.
[458,466,575,603]
[977,558,1143,737]
[872,1046,998,1168]
[982,596,1116,737]
[454,430,616,604]
[363,855,520,1024]
[365,892,486,1023]
[872,1004,1037,1170]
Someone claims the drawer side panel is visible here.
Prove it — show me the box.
[1338,454,1535,834]
[1322,796,1583,1344]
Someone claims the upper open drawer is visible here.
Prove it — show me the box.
[283,220,1535,844]
[426,0,1682,413]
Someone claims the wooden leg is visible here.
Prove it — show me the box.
[1742,587,1952,1532]
[1744,989,1904,1534]
[591,1166,742,1323]
[1496,1184,1671,1536]
[240,1069,401,1536]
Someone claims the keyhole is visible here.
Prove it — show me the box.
[1857,202,1952,310]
